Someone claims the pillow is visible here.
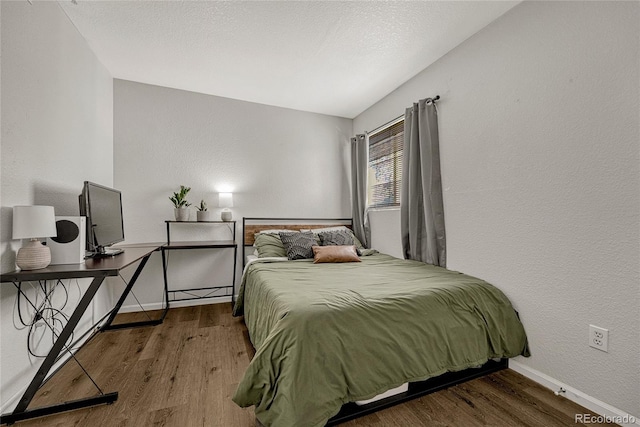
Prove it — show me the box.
[307,226,365,249]
[279,231,317,260]
[358,248,378,257]
[255,229,291,235]
[312,245,361,264]
[318,229,355,246]
[304,226,348,233]
[254,233,287,258]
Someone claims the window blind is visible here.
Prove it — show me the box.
[367,119,404,208]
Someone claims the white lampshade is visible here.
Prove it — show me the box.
[12,206,56,239]
[218,193,233,208]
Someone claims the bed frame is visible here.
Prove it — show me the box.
[241,217,508,425]
[327,359,507,425]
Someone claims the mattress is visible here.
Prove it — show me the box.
[354,382,408,405]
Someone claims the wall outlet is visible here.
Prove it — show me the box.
[589,325,609,352]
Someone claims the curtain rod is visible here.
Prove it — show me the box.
[366,95,440,135]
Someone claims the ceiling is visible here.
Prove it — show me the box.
[59,1,519,118]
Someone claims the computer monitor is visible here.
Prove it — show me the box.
[79,181,125,257]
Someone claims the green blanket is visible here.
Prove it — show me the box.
[232,253,529,427]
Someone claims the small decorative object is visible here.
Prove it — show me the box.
[196,199,215,222]
[219,192,233,221]
[13,206,57,270]
[169,185,191,221]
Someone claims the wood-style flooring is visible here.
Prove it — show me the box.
[13,304,607,426]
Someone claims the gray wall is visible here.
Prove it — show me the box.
[356,1,639,418]
[0,1,114,410]
[113,80,353,308]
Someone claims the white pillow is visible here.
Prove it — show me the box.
[255,229,292,235]
[302,226,350,233]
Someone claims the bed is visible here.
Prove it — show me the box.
[233,218,529,427]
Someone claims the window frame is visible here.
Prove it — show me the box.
[367,117,404,209]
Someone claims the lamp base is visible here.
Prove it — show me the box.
[16,239,51,270]
[221,210,232,222]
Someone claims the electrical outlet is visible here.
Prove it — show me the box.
[589,325,609,352]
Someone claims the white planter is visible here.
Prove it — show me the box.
[196,211,215,222]
[174,207,190,222]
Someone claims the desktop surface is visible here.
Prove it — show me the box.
[0,245,161,282]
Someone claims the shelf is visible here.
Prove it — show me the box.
[167,285,233,302]
[163,222,238,304]
[164,240,237,250]
[164,220,235,224]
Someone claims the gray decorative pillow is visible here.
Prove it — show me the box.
[279,231,317,260]
[308,226,365,249]
[318,230,355,246]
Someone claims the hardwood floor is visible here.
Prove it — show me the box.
[14,304,606,426]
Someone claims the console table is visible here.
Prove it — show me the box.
[163,221,238,303]
[0,244,168,425]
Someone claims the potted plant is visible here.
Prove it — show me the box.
[169,185,191,221]
[196,199,215,222]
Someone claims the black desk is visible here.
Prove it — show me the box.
[0,245,168,425]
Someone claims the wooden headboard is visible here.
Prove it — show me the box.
[242,217,353,246]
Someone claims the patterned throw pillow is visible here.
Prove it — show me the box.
[310,226,365,249]
[279,231,317,260]
[318,230,355,246]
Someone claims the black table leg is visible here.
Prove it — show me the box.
[4,275,110,423]
[232,245,238,305]
[100,253,167,330]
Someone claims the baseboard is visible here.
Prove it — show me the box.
[119,296,232,313]
[509,360,639,426]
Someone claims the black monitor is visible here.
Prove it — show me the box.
[79,181,125,257]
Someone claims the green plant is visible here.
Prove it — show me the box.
[196,199,208,212]
[169,185,191,208]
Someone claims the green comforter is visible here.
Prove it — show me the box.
[232,253,529,427]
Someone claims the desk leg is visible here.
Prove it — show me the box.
[101,253,167,331]
[232,245,238,305]
[5,275,114,422]
[161,248,170,315]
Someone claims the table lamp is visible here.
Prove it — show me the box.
[219,193,233,221]
[13,205,57,270]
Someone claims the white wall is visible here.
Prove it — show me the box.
[368,208,402,258]
[355,1,639,418]
[114,80,352,307]
[0,1,113,410]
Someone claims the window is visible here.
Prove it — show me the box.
[367,119,404,208]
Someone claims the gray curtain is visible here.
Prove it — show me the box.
[400,98,446,267]
[351,134,369,247]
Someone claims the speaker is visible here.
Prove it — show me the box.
[47,216,86,265]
